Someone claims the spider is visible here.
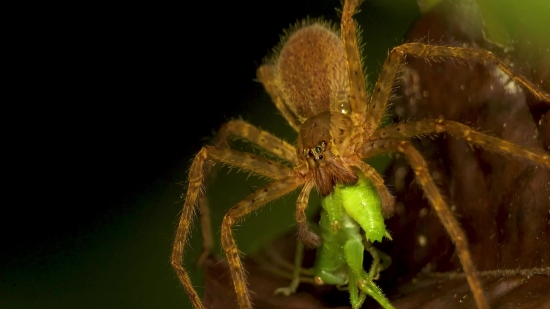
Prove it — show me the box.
[172,0,550,308]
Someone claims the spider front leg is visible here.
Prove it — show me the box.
[196,120,297,266]
[365,43,550,134]
[361,139,489,309]
[215,119,297,163]
[221,176,304,308]
[295,181,322,248]
[341,0,368,120]
[370,119,550,167]
[171,145,296,309]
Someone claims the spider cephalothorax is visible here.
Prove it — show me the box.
[298,111,358,197]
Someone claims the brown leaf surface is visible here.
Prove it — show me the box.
[385,0,550,274]
[381,0,550,308]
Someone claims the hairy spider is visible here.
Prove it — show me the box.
[172,0,550,308]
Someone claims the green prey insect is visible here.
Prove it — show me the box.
[275,170,394,309]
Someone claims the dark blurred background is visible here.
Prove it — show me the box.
[1,0,547,308]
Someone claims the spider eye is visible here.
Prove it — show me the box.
[315,146,323,153]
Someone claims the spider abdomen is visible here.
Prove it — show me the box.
[275,23,351,121]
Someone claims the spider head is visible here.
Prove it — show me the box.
[298,111,358,196]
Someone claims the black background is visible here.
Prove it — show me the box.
[3,0,546,308]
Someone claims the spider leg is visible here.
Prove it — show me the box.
[341,0,368,122]
[366,43,550,135]
[295,181,320,248]
[360,139,489,309]
[368,119,550,167]
[216,119,297,163]
[195,195,213,267]
[257,65,303,131]
[172,146,293,309]
[221,177,304,308]
[196,120,297,266]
